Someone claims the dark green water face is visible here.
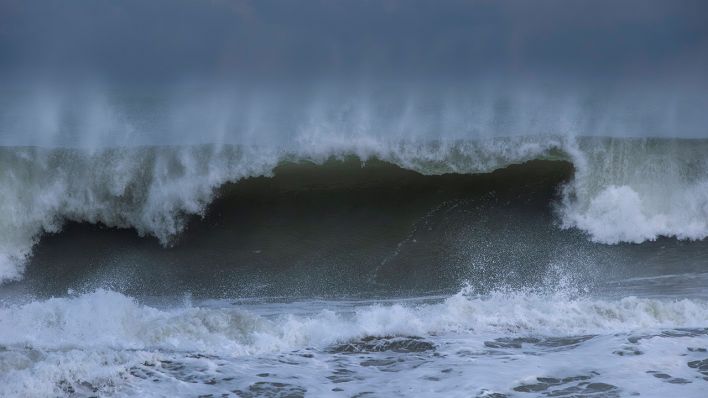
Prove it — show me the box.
[9,158,707,300]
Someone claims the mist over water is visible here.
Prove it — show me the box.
[1,1,708,397]
[2,0,708,147]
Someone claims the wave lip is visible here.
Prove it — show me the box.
[561,184,708,243]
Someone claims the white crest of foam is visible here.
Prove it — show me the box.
[2,288,707,398]
[1,289,707,355]
[560,138,708,244]
[561,184,708,243]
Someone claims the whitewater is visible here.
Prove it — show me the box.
[1,287,707,397]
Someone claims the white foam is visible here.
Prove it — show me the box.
[561,184,708,243]
[1,289,707,396]
[1,289,706,354]
[560,138,708,244]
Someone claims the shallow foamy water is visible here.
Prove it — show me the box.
[1,284,707,398]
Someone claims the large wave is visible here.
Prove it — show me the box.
[1,136,707,283]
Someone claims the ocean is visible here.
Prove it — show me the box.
[1,1,707,397]
[0,137,707,397]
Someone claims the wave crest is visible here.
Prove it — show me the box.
[1,137,708,282]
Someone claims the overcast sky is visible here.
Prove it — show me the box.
[1,1,707,142]
[1,0,707,83]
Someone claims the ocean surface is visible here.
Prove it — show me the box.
[0,137,707,397]
[1,1,708,397]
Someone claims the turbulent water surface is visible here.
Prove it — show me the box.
[0,137,706,397]
[2,1,708,397]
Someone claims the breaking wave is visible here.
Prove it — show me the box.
[2,286,706,397]
[2,288,707,355]
[1,136,707,283]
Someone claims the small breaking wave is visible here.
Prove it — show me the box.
[1,288,707,355]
